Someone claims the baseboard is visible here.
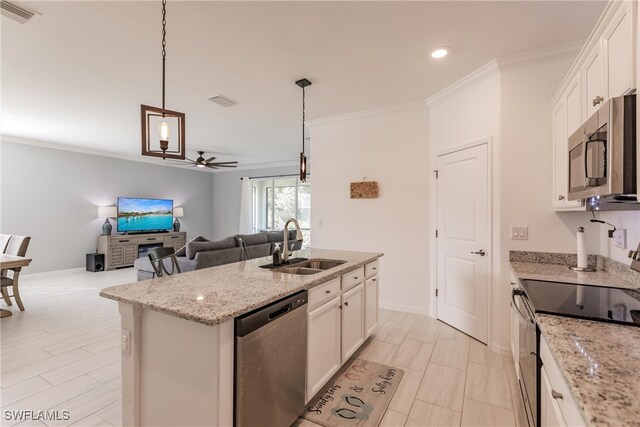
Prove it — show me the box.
[22,267,85,278]
[379,302,429,316]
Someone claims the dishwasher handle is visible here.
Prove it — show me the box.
[235,290,308,337]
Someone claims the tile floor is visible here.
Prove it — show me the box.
[1,269,526,427]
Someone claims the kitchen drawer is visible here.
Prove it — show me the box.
[540,337,585,427]
[341,266,365,291]
[364,260,379,278]
[308,277,341,311]
[110,237,138,247]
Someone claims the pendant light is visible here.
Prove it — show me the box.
[141,0,186,160]
[295,78,311,182]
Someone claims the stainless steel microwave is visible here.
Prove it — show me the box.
[567,94,636,201]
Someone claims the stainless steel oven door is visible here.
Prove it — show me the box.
[512,289,537,427]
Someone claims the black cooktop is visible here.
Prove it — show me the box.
[521,280,640,326]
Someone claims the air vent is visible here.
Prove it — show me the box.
[208,95,237,107]
[1,1,35,23]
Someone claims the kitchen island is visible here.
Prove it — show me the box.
[100,248,383,427]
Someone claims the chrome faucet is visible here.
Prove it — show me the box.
[283,218,303,262]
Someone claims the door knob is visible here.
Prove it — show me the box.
[558,195,565,200]
[592,96,604,106]
[471,249,486,256]
[551,390,563,400]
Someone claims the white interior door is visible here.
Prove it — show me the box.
[436,143,489,343]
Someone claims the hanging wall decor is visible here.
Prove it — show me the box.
[350,181,379,199]
[141,0,186,160]
[295,78,311,182]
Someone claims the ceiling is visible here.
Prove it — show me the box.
[2,1,606,167]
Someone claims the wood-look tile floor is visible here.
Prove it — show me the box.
[2,269,526,427]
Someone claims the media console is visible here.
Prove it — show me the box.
[97,231,186,270]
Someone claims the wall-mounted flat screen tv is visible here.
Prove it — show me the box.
[117,197,173,233]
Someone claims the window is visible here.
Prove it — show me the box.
[251,176,311,247]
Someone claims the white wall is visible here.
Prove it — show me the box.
[1,141,214,274]
[599,211,640,264]
[211,164,298,240]
[310,104,431,315]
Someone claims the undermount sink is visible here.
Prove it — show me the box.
[275,259,347,275]
[294,259,347,270]
[276,267,322,275]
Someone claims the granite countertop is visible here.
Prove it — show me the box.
[536,314,640,427]
[100,248,382,327]
[510,261,638,290]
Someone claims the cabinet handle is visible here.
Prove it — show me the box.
[551,390,563,400]
[344,301,349,307]
[354,276,359,280]
[558,195,565,200]
[372,279,377,282]
[592,96,604,106]
[325,290,331,294]
[372,267,377,270]
[119,239,129,243]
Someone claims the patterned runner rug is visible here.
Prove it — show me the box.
[302,359,404,427]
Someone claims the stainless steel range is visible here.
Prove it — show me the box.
[512,280,640,427]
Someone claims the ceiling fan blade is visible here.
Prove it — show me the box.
[205,164,218,169]
[208,164,237,168]
[207,161,238,165]
[205,156,217,163]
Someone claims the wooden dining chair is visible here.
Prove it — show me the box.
[148,247,181,278]
[1,235,31,310]
[0,234,12,253]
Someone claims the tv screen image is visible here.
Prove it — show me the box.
[117,197,174,233]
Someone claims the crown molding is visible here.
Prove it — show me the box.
[307,99,428,127]
[1,134,296,174]
[426,60,500,109]
[496,40,583,73]
[211,160,298,173]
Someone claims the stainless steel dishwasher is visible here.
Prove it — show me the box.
[234,290,308,427]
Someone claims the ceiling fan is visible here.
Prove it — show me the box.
[173,151,239,169]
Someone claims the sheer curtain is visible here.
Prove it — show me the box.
[239,177,253,234]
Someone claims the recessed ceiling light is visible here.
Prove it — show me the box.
[431,48,448,59]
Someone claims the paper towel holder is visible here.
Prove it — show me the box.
[569,226,596,272]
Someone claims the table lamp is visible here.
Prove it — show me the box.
[97,206,117,236]
[173,207,184,232]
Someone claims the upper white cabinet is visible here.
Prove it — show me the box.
[582,45,605,118]
[603,1,636,98]
[551,0,636,211]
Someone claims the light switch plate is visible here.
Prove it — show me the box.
[613,229,627,249]
[511,226,528,240]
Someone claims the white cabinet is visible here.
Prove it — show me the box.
[364,276,379,338]
[540,366,567,427]
[566,74,583,136]
[551,0,635,211]
[341,283,365,362]
[306,261,380,402]
[582,44,605,118]
[306,296,342,402]
[552,99,583,211]
[540,336,586,427]
[603,1,636,98]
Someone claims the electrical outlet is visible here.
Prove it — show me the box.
[121,330,131,354]
[511,226,528,240]
[612,303,627,321]
[613,229,627,249]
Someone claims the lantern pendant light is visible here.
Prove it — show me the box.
[295,78,311,182]
[141,0,186,160]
